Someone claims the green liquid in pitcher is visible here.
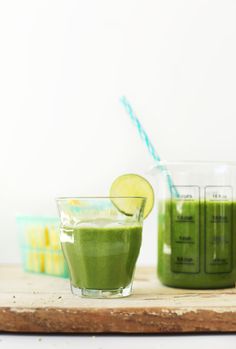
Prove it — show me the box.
[158,200,236,288]
[61,223,142,290]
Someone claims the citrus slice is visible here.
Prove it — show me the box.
[110,174,154,218]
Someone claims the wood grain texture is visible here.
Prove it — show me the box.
[0,265,236,333]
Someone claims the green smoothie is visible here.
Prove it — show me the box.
[158,200,236,288]
[61,222,142,290]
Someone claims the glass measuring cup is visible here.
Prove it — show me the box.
[152,161,236,289]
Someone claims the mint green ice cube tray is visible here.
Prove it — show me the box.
[17,216,69,278]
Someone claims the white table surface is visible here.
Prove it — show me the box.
[1,334,236,349]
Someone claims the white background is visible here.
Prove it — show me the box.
[1,1,236,347]
[1,0,236,263]
[1,334,236,349]
[1,0,236,266]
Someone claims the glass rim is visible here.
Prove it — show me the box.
[56,196,147,201]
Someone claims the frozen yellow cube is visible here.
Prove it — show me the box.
[44,226,50,247]
[26,250,42,272]
[35,224,45,248]
[44,251,53,274]
[26,227,37,248]
[26,225,45,249]
[49,225,60,250]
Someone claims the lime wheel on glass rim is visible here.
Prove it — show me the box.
[110,174,154,218]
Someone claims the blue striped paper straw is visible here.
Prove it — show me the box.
[120,96,178,197]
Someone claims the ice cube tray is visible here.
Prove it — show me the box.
[17,216,69,278]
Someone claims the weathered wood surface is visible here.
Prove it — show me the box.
[0,265,236,333]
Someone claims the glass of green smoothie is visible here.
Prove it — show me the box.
[56,196,146,298]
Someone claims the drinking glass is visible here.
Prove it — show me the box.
[56,197,146,298]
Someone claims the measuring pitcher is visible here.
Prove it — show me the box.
[153,161,236,289]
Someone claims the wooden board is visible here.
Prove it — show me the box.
[0,265,236,333]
